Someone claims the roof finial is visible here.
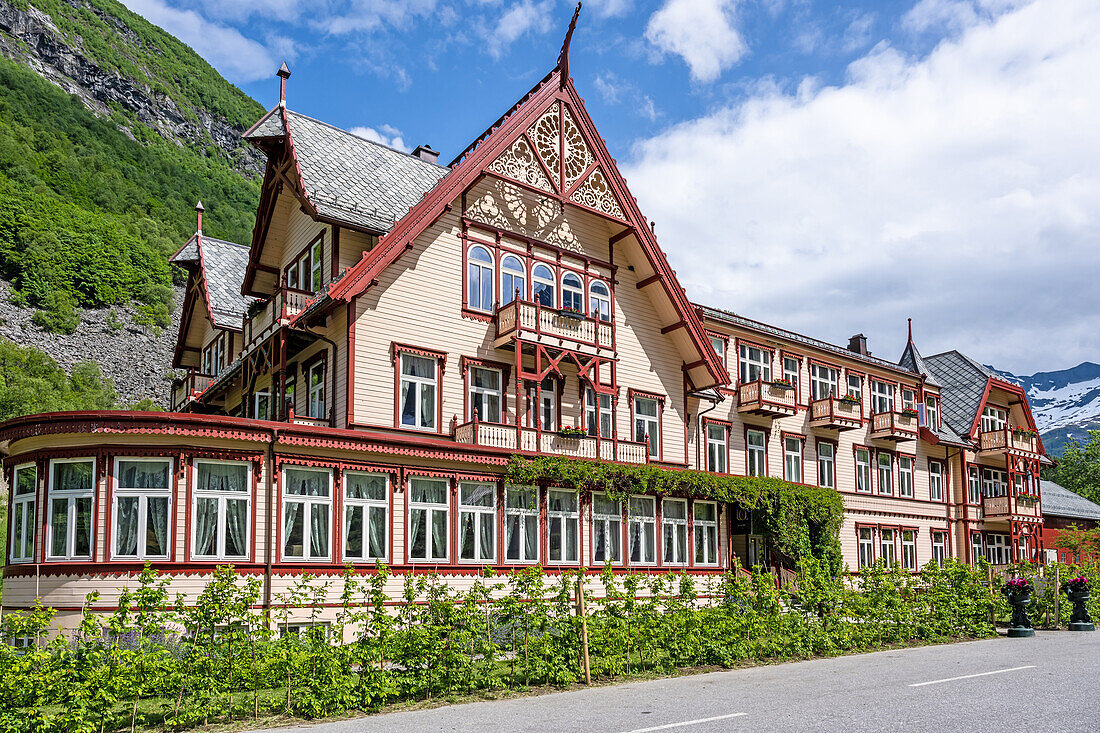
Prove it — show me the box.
[557,3,582,90]
[907,317,913,344]
[277,62,291,107]
[196,200,204,234]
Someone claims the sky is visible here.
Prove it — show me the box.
[119,0,1100,376]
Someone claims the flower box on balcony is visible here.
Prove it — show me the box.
[769,379,795,391]
[900,408,919,418]
[558,426,587,438]
[840,395,860,404]
[557,307,585,320]
[1013,427,1039,439]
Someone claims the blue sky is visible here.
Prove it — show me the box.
[120,1,1100,374]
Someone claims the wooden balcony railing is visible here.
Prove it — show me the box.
[493,299,615,357]
[979,428,1041,457]
[982,493,1042,520]
[809,397,862,431]
[869,411,918,442]
[171,371,214,411]
[736,380,797,418]
[242,287,316,349]
[453,418,648,464]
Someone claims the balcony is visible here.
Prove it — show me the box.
[242,287,316,350]
[171,371,214,411]
[493,300,615,359]
[737,380,797,418]
[982,494,1042,521]
[869,411,918,442]
[979,428,1041,458]
[452,420,649,464]
[809,397,862,431]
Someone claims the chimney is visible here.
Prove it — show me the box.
[412,144,439,164]
[277,62,291,107]
[848,333,870,356]
[195,200,204,234]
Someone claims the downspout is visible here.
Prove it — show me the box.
[945,446,961,561]
[263,425,279,619]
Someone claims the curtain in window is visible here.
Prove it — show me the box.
[480,513,495,561]
[195,497,219,556]
[116,496,139,556]
[310,503,329,558]
[506,515,520,559]
[346,473,386,500]
[629,521,643,563]
[410,509,426,559]
[197,462,247,492]
[51,499,68,556]
[56,461,93,491]
[411,479,447,504]
[346,506,364,557]
[285,469,328,496]
[430,510,447,560]
[74,497,92,556]
[420,384,435,428]
[225,499,247,557]
[119,461,169,489]
[524,515,537,561]
[284,502,302,556]
[368,506,386,558]
[146,497,169,556]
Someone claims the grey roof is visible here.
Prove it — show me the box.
[170,234,200,264]
[697,304,922,378]
[899,339,941,388]
[246,109,449,233]
[1041,480,1100,521]
[930,420,970,447]
[172,234,254,329]
[246,108,286,138]
[924,350,994,437]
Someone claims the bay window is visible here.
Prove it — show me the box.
[810,364,839,400]
[706,423,727,473]
[399,353,438,431]
[467,245,494,312]
[899,456,914,498]
[501,254,526,304]
[9,464,36,563]
[592,493,622,564]
[561,272,584,312]
[307,360,326,420]
[113,458,171,560]
[585,386,612,438]
[929,462,944,501]
[880,528,896,565]
[628,496,656,565]
[505,486,539,563]
[877,453,893,496]
[282,467,331,561]
[533,264,555,307]
[817,442,835,489]
[693,501,719,565]
[747,429,766,477]
[858,528,874,568]
[344,471,388,563]
[469,366,502,423]
[662,499,688,565]
[409,478,449,562]
[547,489,579,563]
[738,344,771,384]
[633,396,660,459]
[871,380,894,414]
[855,448,871,493]
[458,482,496,563]
[47,458,94,560]
[193,460,250,560]
[925,395,939,429]
[902,530,916,570]
[784,437,802,483]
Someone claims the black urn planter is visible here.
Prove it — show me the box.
[1064,589,1095,632]
[1003,588,1035,637]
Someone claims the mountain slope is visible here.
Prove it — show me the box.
[992,362,1100,456]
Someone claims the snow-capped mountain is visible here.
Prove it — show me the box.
[991,362,1100,455]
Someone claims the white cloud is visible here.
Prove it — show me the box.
[623,0,1100,373]
[842,12,875,52]
[313,0,437,35]
[644,0,748,83]
[120,0,277,81]
[594,71,661,121]
[587,0,633,18]
[902,0,979,34]
[195,0,303,23]
[481,0,556,59]
[349,123,408,152]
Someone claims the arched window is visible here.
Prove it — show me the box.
[589,281,611,322]
[533,264,555,308]
[467,246,494,312]
[562,272,584,312]
[501,255,526,305]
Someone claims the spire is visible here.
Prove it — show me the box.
[557,3,582,90]
[195,200,204,234]
[277,62,291,107]
[907,317,913,344]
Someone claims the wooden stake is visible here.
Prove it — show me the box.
[576,575,591,685]
[1053,563,1060,630]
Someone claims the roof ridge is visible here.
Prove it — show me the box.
[284,109,449,171]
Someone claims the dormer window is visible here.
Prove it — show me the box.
[925,395,939,429]
[467,245,494,312]
[285,236,324,293]
[590,281,611,322]
[562,272,583,312]
[981,406,1007,433]
[501,255,526,304]
[533,264,555,307]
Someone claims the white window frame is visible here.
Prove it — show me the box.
[871,380,894,414]
[585,386,612,439]
[501,254,526,304]
[693,501,719,566]
[709,335,726,366]
[527,377,557,431]
[747,429,766,477]
[877,452,893,496]
[898,455,914,498]
[810,364,839,400]
[847,374,862,400]
[784,436,802,483]
[855,448,871,493]
[983,468,1007,498]
[254,390,271,421]
[880,528,896,566]
[738,344,772,384]
[858,527,874,568]
[112,457,173,561]
[191,459,251,561]
[662,498,689,566]
[924,395,939,429]
[627,495,657,565]
[986,533,1009,564]
[706,423,727,473]
[408,477,449,562]
[634,396,660,459]
[589,280,611,321]
[971,532,984,565]
[504,485,539,564]
[561,271,584,312]
[968,465,981,504]
[10,463,36,564]
[532,263,556,307]
[931,532,947,564]
[458,481,497,564]
[306,360,326,420]
[902,530,916,571]
[309,238,324,292]
[929,461,944,501]
[546,489,579,564]
[591,493,622,564]
[817,442,835,489]
[47,457,96,561]
[467,245,494,313]
[343,470,388,563]
[468,365,503,423]
[901,388,915,411]
[281,466,333,562]
[981,406,1008,434]
[782,356,799,390]
[399,353,438,431]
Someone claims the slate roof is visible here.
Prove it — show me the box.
[923,350,994,437]
[245,109,449,233]
[245,107,286,139]
[1041,480,1100,521]
[171,234,254,329]
[899,339,941,388]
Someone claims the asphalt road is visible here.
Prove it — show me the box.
[255,631,1099,733]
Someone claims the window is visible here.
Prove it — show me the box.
[10,464,36,563]
[467,245,494,312]
[501,255,526,304]
[589,281,611,322]
[202,332,228,378]
[47,459,94,560]
[307,360,326,420]
[458,482,496,563]
[113,457,171,559]
[968,466,981,504]
[983,468,1007,497]
[547,490,579,563]
[533,264,555,307]
[817,442,835,489]
[409,478,449,562]
[706,423,727,473]
[283,375,296,420]
[662,499,689,565]
[561,272,584,312]
[627,496,656,564]
[592,493,622,564]
[899,456,914,498]
[871,380,894,414]
[847,374,863,400]
[527,377,556,431]
[505,486,539,563]
[738,344,771,384]
[877,453,893,496]
[782,357,799,391]
[1013,473,1025,497]
[929,462,944,501]
[986,533,1009,564]
[880,528,896,565]
[971,533,984,565]
[931,532,947,564]
[784,437,802,483]
[634,396,660,459]
[981,406,1008,433]
[855,448,871,493]
[282,467,331,561]
[469,366,502,423]
[286,260,299,290]
[399,353,437,431]
[309,238,324,292]
[924,395,939,429]
[858,528,874,568]
[709,335,726,366]
[747,430,766,477]
[810,364,839,400]
[902,530,916,570]
[585,386,612,438]
[693,501,719,565]
[344,472,387,562]
[901,389,915,411]
[254,390,271,421]
[193,460,250,560]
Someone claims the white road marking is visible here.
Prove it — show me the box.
[908,665,1037,687]
[621,712,748,732]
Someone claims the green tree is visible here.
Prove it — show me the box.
[30,290,79,334]
[1043,430,1100,504]
[0,337,116,419]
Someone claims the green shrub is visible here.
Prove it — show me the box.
[31,290,79,334]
